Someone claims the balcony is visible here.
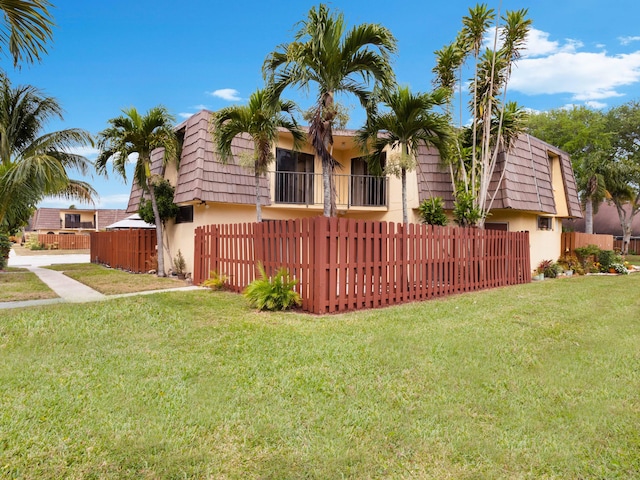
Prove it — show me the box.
[64,221,95,229]
[269,172,388,209]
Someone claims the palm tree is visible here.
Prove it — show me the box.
[0,74,94,233]
[0,0,55,66]
[357,86,451,224]
[96,106,178,277]
[263,3,397,217]
[212,89,305,222]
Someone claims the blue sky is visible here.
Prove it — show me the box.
[7,0,640,210]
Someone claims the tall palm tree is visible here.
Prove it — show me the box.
[96,106,178,277]
[0,74,94,232]
[0,0,55,66]
[212,89,305,222]
[357,86,451,224]
[263,3,397,217]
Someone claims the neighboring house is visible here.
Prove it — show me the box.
[563,201,640,238]
[127,110,582,276]
[27,207,129,236]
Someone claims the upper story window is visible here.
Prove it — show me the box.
[350,155,387,207]
[275,148,315,204]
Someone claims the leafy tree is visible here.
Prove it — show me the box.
[263,3,397,217]
[0,0,54,67]
[526,106,611,233]
[433,4,531,227]
[212,88,305,222]
[96,106,179,277]
[138,178,178,225]
[0,74,94,233]
[602,101,640,254]
[357,85,451,224]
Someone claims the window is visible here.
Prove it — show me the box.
[537,216,553,231]
[275,148,314,204]
[175,205,193,224]
[350,155,386,206]
[65,213,81,228]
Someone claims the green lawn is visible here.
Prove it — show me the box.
[0,268,58,302]
[1,275,639,478]
[45,263,186,295]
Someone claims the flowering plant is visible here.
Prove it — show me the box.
[610,263,629,275]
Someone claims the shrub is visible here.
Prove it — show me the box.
[597,250,621,272]
[202,270,228,291]
[557,254,584,275]
[453,189,481,227]
[418,197,448,226]
[0,233,11,270]
[244,263,301,311]
[172,249,187,278]
[610,263,629,275]
[26,236,45,250]
[574,244,602,271]
[536,259,561,278]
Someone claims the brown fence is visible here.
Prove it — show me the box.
[614,238,640,254]
[194,218,530,314]
[37,234,90,250]
[90,229,156,273]
[561,232,613,255]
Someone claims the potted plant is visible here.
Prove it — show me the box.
[173,249,187,280]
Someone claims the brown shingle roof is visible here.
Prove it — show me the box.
[417,134,582,218]
[173,110,269,206]
[29,208,128,231]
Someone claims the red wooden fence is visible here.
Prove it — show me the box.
[614,238,640,254]
[561,232,613,255]
[90,229,156,273]
[194,218,530,314]
[37,234,91,250]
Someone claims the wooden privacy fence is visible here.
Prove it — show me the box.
[561,232,613,255]
[37,234,90,250]
[614,238,640,254]
[90,229,156,273]
[194,217,531,314]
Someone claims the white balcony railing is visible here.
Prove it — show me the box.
[268,171,388,208]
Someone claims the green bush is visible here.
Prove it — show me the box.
[418,197,448,226]
[202,270,228,291]
[597,249,621,272]
[244,263,301,311]
[453,189,481,227]
[557,254,584,275]
[0,233,11,269]
[25,236,45,250]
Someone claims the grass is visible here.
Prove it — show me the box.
[1,274,639,478]
[0,268,58,302]
[625,254,640,265]
[44,263,186,295]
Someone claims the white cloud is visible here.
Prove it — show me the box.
[192,104,209,110]
[64,146,100,159]
[510,50,640,101]
[94,194,131,209]
[585,100,607,109]
[178,112,194,119]
[619,36,640,45]
[208,88,241,101]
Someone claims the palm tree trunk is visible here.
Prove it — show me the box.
[584,198,594,234]
[255,169,262,222]
[401,167,408,224]
[147,178,166,277]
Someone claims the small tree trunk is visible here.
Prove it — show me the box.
[584,198,594,234]
[255,170,262,222]
[322,161,332,217]
[401,167,408,224]
[147,178,166,277]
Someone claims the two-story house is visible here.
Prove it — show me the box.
[126,110,582,275]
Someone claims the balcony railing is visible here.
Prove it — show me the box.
[64,221,95,229]
[269,172,388,208]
